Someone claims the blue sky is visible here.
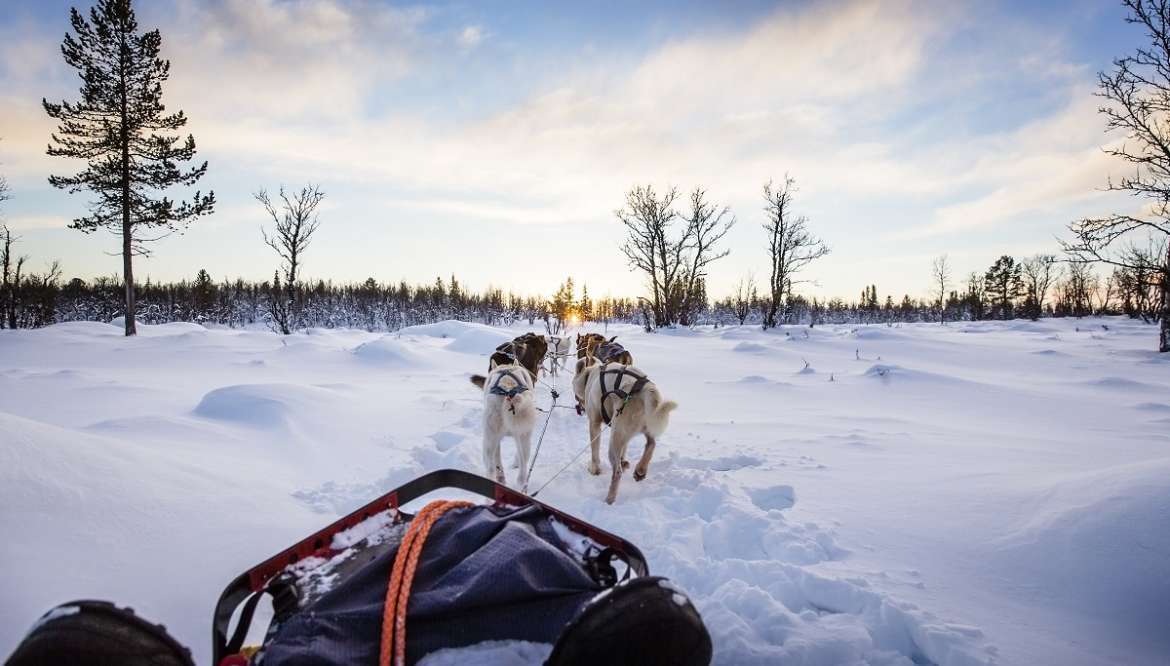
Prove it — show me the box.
[0,0,1144,300]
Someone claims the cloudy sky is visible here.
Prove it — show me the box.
[0,0,1142,300]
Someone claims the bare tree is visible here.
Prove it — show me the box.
[0,150,8,210]
[1,224,19,329]
[618,185,733,327]
[1020,254,1060,320]
[732,273,757,325]
[761,176,829,329]
[677,188,735,324]
[1060,261,1096,317]
[1061,0,1170,351]
[1114,239,1163,318]
[618,185,679,327]
[257,185,325,334]
[931,254,951,324]
[0,152,11,329]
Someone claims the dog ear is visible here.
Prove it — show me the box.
[607,335,617,343]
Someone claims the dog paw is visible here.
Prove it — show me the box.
[621,459,630,470]
[633,469,647,482]
[588,461,602,475]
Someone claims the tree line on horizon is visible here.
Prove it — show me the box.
[0,0,1165,349]
[0,257,1154,332]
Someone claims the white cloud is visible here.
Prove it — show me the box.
[458,25,484,49]
[0,0,1131,297]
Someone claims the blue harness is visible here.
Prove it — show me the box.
[490,369,530,399]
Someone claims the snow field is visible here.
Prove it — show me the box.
[2,317,1168,665]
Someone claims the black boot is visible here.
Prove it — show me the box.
[546,576,712,666]
[4,600,194,666]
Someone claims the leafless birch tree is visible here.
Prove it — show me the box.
[1020,254,1060,320]
[931,254,951,324]
[618,185,733,327]
[257,185,325,334]
[677,188,734,324]
[761,176,828,329]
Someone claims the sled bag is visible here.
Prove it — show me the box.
[258,503,606,665]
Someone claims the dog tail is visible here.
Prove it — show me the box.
[470,374,486,389]
[642,384,677,438]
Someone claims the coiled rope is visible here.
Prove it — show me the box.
[379,499,474,666]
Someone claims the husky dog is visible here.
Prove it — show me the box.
[572,359,677,504]
[546,335,573,376]
[489,333,549,380]
[576,333,633,367]
[471,365,537,491]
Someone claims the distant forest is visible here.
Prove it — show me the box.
[0,258,1160,333]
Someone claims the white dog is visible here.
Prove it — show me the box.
[572,359,677,504]
[471,365,537,492]
[545,334,573,377]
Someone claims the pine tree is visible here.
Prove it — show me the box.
[580,283,593,322]
[44,0,214,336]
[984,256,1023,320]
[193,268,214,320]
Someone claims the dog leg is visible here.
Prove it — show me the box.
[483,430,505,485]
[588,415,603,476]
[634,434,657,481]
[605,430,631,505]
[515,430,533,493]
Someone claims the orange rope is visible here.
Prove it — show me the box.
[379,500,473,666]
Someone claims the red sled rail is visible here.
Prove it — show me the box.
[211,468,649,663]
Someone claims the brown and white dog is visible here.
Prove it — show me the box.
[489,333,549,380]
[572,359,676,504]
[576,333,633,366]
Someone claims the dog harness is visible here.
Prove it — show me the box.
[494,340,522,363]
[597,362,649,425]
[490,369,530,400]
[595,340,628,363]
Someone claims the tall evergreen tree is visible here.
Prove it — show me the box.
[44,0,214,336]
[984,256,1022,320]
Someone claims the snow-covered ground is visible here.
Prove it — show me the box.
[2,317,1168,665]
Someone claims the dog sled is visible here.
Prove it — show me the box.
[4,469,712,666]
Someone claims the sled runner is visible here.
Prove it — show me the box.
[211,468,711,666]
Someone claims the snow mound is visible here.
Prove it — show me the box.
[993,459,1170,644]
[0,411,319,662]
[352,335,428,366]
[109,317,207,335]
[733,341,770,353]
[747,484,796,511]
[1083,377,1161,391]
[40,320,124,336]
[401,320,513,354]
[193,383,341,429]
[849,327,906,340]
[1134,402,1170,413]
[720,327,760,339]
[862,364,967,386]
